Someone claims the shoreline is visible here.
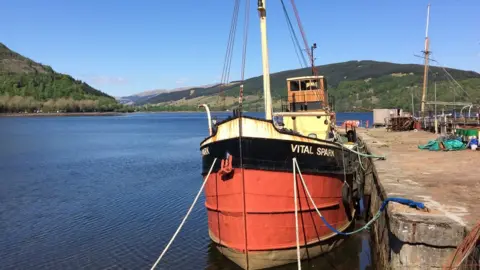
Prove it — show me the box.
[0,112,125,118]
[0,111,373,117]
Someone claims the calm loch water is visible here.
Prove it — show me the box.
[0,112,374,270]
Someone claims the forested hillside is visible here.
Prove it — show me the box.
[137,60,480,112]
[0,43,121,113]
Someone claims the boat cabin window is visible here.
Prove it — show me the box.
[300,80,307,91]
[306,80,318,90]
[290,81,300,91]
[289,79,321,92]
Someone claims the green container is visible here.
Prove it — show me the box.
[464,129,479,137]
[456,128,479,140]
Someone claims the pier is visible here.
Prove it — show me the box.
[358,128,479,269]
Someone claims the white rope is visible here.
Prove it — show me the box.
[150,158,218,270]
[356,145,368,171]
[340,145,350,189]
[294,158,324,219]
[292,158,302,270]
[294,158,384,236]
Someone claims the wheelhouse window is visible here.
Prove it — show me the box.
[306,80,319,90]
[290,80,300,91]
[299,80,307,91]
[289,78,322,92]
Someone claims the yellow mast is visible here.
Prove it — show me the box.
[258,0,273,120]
[421,4,431,116]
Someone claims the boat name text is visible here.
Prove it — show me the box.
[291,144,335,157]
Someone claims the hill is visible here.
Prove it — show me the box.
[137,60,480,112]
[116,89,167,105]
[0,42,121,113]
[119,84,222,106]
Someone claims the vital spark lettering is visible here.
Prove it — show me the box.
[291,144,314,154]
[291,144,335,157]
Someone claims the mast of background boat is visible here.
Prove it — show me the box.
[420,4,431,117]
[258,0,273,120]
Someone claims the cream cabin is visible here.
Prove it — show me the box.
[274,75,334,140]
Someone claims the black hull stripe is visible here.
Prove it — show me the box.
[201,137,357,176]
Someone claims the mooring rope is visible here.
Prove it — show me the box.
[150,158,218,270]
[292,158,425,236]
[354,142,369,171]
[292,159,302,270]
[340,145,349,189]
[337,142,386,160]
[357,149,368,171]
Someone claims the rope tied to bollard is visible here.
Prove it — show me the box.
[292,158,425,236]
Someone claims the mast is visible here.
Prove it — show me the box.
[258,0,273,120]
[310,43,317,76]
[420,4,431,117]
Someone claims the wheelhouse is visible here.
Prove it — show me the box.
[274,75,334,140]
[285,76,327,112]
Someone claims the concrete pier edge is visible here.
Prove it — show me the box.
[359,132,469,269]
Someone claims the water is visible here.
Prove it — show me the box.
[332,112,373,128]
[0,112,374,270]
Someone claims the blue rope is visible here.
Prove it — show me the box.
[380,197,425,212]
[318,197,425,236]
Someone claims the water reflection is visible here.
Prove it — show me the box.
[205,221,374,270]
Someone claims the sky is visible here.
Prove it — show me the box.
[1,0,479,97]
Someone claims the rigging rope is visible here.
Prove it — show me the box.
[240,0,250,82]
[288,0,324,102]
[219,0,241,110]
[427,65,462,102]
[280,0,308,68]
[424,58,473,114]
[439,65,471,100]
[289,0,314,72]
[224,0,240,86]
[150,158,218,270]
[238,0,251,268]
[238,0,250,111]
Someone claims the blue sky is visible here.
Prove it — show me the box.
[1,0,479,97]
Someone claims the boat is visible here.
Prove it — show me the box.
[199,1,361,269]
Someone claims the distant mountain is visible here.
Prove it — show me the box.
[0,42,120,113]
[120,84,221,105]
[136,60,480,112]
[116,89,166,105]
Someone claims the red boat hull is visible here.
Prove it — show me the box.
[200,116,357,269]
[204,168,353,268]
